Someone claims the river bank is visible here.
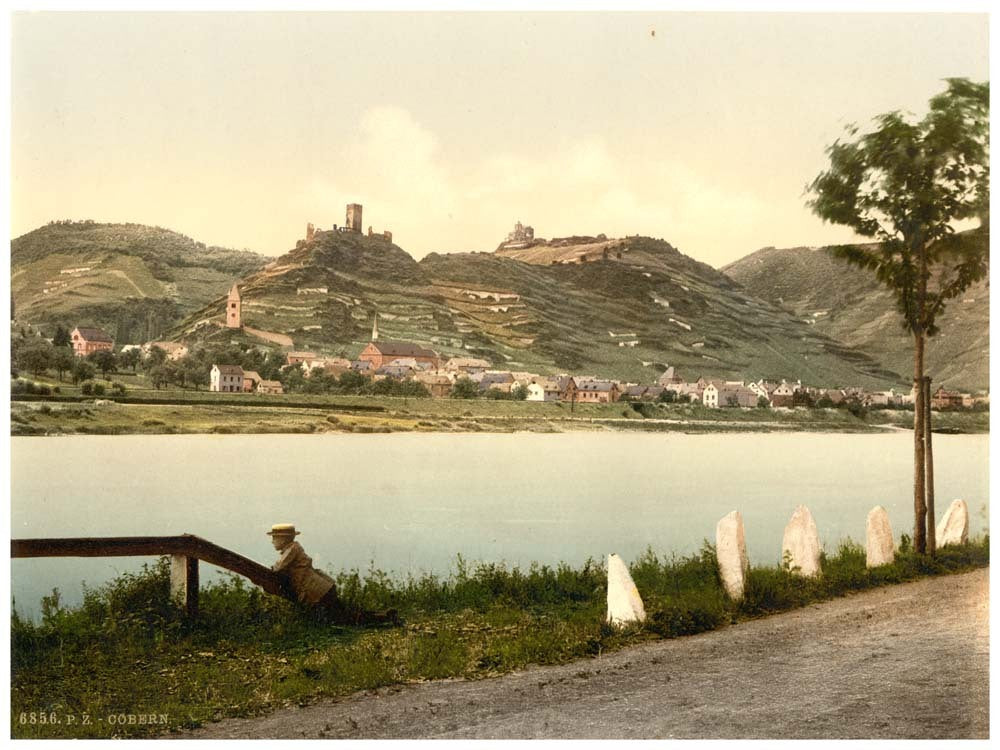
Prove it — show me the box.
[10,393,989,436]
[11,539,989,738]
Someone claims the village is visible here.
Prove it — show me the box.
[57,315,987,412]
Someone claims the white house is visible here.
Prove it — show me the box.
[210,364,245,392]
[748,381,770,403]
[702,383,719,408]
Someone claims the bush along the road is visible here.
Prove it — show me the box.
[11,537,988,738]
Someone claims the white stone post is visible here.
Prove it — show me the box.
[936,499,969,547]
[716,511,749,599]
[865,506,894,568]
[606,553,646,626]
[781,505,822,577]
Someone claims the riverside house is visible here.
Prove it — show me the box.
[286,351,318,367]
[414,372,455,398]
[358,341,441,370]
[242,370,263,392]
[932,387,966,410]
[526,377,565,402]
[70,326,113,357]
[770,382,796,407]
[445,357,492,375]
[575,379,620,403]
[478,371,515,394]
[210,364,244,392]
[256,379,284,395]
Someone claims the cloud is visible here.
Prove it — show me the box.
[302,106,780,265]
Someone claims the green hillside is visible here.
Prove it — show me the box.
[722,233,989,391]
[175,229,900,387]
[11,221,267,343]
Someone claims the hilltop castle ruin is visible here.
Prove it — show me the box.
[300,203,392,246]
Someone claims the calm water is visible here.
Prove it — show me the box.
[11,432,989,617]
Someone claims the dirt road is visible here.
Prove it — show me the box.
[184,568,989,739]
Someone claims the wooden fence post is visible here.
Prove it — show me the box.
[170,555,199,616]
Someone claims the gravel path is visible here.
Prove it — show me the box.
[183,568,989,739]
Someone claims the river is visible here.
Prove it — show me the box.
[10,431,989,617]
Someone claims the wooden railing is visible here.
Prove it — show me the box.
[11,534,295,616]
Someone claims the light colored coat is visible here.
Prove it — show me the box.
[272,541,336,604]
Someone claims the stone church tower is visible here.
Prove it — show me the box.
[226,283,242,329]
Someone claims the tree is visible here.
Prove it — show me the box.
[52,325,72,348]
[71,359,96,385]
[280,364,307,393]
[142,346,168,371]
[88,350,118,379]
[178,357,208,390]
[808,78,989,555]
[52,347,75,382]
[450,377,479,399]
[511,383,529,401]
[119,348,141,372]
[148,365,170,389]
[337,369,369,393]
[18,342,53,377]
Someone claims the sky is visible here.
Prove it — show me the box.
[9,11,990,267]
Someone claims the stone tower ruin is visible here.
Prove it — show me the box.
[346,204,363,233]
[226,283,242,329]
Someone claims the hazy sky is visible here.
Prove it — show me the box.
[10,12,989,267]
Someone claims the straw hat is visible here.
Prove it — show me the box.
[266,523,301,537]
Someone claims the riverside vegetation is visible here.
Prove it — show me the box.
[9,374,990,437]
[11,536,989,738]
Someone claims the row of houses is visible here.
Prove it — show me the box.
[63,330,989,409]
[209,364,284,395]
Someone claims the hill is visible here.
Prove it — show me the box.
[175,229,901,387]
[11,221,267,343]
[722,234,989,390]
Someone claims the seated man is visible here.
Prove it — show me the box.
[267,523,398,626]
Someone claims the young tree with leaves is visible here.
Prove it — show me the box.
[71,359,96,385]
[808,78,989,554]
[88,350,118,380]
[450,377,479,400]
[52,347,75,382]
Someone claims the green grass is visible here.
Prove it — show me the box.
[12,385,989,437]
[11,537,989,738]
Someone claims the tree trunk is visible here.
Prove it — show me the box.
[924,375,936,555]
[913,333,927,554]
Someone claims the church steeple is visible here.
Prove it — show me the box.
[226,283,242,329]
[371,312,379,341]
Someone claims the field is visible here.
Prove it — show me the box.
[10,372,989,437]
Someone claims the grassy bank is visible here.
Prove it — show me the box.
[11,538,988,738]
[10,388,990,437]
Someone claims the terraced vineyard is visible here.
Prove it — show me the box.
[723,232,989,391]
[11,222,266,343]
[175,229,901,387]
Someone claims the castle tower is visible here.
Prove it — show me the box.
[306,222,315,242]
[346,203,363,233]
[371,312,379,342]
[226,283,242,329]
